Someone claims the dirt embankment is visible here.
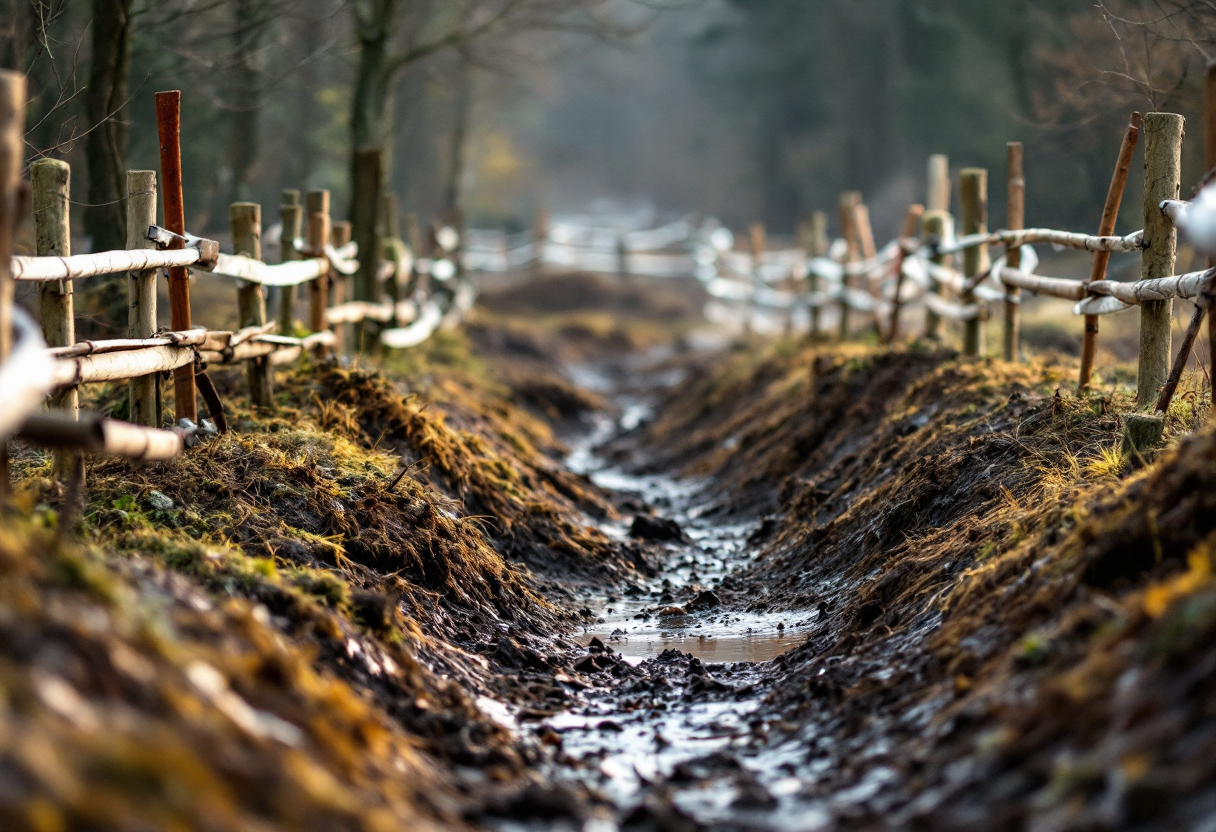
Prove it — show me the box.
[633,337,1216,828]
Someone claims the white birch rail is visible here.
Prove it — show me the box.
[938,229,1144,256]
[0,308,57,440]
[17,411,185,462]
[12,247,205,281]
[208,252,329,286]
[998,268,1087,300]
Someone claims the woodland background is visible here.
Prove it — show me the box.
[2,0,1215,249]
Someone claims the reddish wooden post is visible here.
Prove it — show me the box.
[155,91,195,422]
[1080,112,1142,389]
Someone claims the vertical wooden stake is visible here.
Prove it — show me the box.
[837,192,861,340]
[231,202,272,407]
[922,210,953,342]
[351,148,382,352]
[1004,143,1025,362]
[406,212,427,301]
[959,168,989,357]
[0,71,25,498]
[1081,112,1143,388]
[1208,63,1216,416]
[278,189,301,337]
[1137,113,1184,409]
[927,154,951,213]
[155,90,195,422]
[533,207,549,279]
[31,158,83,492]
[379,194,405,323]
[306,189,331,356]
[748,221,766,335]
[127,170,158,427]
[887,204,924,344]
[852,202,879,333]
[330,220,352,355]
[805,211,828,339]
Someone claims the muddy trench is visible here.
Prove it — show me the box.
[487,346,834,832]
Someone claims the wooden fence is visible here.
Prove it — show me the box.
[0,74,474,497]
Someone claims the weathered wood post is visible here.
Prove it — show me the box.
[231,202,272,407]
[380,194,406,324]
[748,221,766,335]
[533,207,549,279]
[1136,113,1184,409]
[616,233,629,281]
[837,192,861,340]
[155,91,195,422]
[351,148,382,351]
[922,210,952,342]
[1082,112,1143,389]
[332,220,353,356]
[306,189,331,357]
[927,154,951,213]
[1004,143,1024,362]
[887,204,924,344]
[127,170,159,427]
[0,71,24,496]
[278,190,301,337]
[31,159,83,492]
[406,212,427,301]
[805,211,828,339]
[852,202,879,333]
[959,168,989,357]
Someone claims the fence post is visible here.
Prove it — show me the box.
[887,204,924,344]
[1004,144,1024,362]
[278,190,301,337]
[351,148,382,351]
[748,221,765,335]
[332,220,353,356]
[127,170,159,427]
[533,207,549,279]
[959,168,988,357]
[0,71,24,497]
[31,159,83,492]
[1082,112,1143,389]
[805,211,828,339]
[927,154,950,213]
[306,189,331,357]
[837,192,861,339]
[1136,113,1184,409]
[380,194,405,324]
[922,210,952,341]
[406,212,427,302]
[231,202,272,407]
[155,91,195,422]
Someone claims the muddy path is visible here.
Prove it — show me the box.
[496,345,830,831]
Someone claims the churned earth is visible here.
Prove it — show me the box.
[3,270,1215,831]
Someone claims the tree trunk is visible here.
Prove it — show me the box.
[85,0,132,253]
[443,54,473,221]
[226,1,266,208]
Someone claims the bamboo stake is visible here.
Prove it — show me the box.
[1004,143,1024,361]
[155,91,195,422]
[1081,112,1143,389]
[31,158,83,492]
[1137,113,1184,409]
[837,192,861,339]
[887,204,924,343]
[231,202,272,407]
[278,189,300,337]
[0,71,25,498]
[927,154,950,213]
[126,171,158,427]
[922,211,952,341]
[959,169,989,356]
[306,189,331,357]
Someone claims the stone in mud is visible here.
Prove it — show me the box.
[630,514,686,542]
[686,590,721,611]
[574,653,615,674]
[588,636,607,653]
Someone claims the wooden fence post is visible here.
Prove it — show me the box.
[852,202,879,333]
[231,202,272,407]
[352,148,381,351]
[748,221,766,335]
[837,192,861,339]
[533,207,549,279]
[1082,112,1143,389]
[306,189,331,357]
[887,204,924,344]
[1004,143,1024,362]
[155,91,195,423]
[278,190,301,337]
[959,168,989,357]
[922,210,952,341]
[1137,113,1184,409]
[0,71,24,497]
[127,170,159,427]
[927,154,951,213]
[331,220,353,356]
[31,159,83,492]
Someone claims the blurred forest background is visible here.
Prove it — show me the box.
[3,0,1216,249]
